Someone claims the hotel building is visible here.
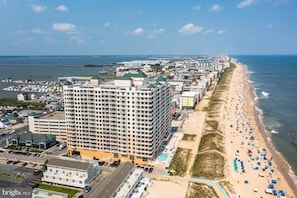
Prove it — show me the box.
[63,71,172,164]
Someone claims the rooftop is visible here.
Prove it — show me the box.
[47,158,90,170]
[96,162,135,197]
[40,111,65,120]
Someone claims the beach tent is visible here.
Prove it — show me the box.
[271,179,277,184]
[279,190,285,196]
[268,184,274,189]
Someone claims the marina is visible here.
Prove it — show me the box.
[2,78,60,93]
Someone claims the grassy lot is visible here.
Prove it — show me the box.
[168,147,191,176]
[35,184,80,198]
[192,152,225,179]
[186,182,219,198]
[198,133,224,153]
[30,149,43,153]
[182,134,196,141]
[5,145,21,150]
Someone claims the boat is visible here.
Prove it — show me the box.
[99,69,108,74]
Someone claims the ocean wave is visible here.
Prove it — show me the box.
[271,130,279,134]
[288,169,297,188]
[261,91,270,97]
[248,71,255,74]
[248,80,254,83]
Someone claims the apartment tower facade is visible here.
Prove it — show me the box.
[63,71,172,164]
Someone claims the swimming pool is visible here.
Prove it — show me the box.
[157,153,169,161]
[34,196,45,198]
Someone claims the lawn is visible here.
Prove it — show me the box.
[35,184,80,198]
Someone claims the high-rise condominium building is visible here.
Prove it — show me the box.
[63,71,172,164]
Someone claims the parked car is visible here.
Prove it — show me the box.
[84,185,91,193]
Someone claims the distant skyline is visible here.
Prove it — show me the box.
[0,0,296,55]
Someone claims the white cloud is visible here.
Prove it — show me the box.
[132,27,144,35]
[238,0,255,8]
[266,24,278,28]
[210,4,223,11]
[56,5,68,12]
[52,23,76,32]
[31,28,43,34]
[193,5,201,10]
[153,28,165,34]
[31,4,47,13]
[104,22,111,27]
[178,23,203,35]
[147,28,165,39]
[217,29,227,34]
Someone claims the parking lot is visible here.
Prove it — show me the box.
[0,159,42,188]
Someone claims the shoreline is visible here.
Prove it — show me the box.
[226,59,297,197]
[245,63,297,197]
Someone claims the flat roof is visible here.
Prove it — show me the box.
[47,158,90,170]
[182,92,196,97]
[40,111,65,119]
[96,162,135,198]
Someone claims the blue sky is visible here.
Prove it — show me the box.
[0,0,296,55]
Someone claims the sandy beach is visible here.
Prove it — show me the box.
[146,60,297,198]
[224,60,297,198]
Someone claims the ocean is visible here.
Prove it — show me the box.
[0,55,150,98]
[1,55,297,179]
[233,55,297,178]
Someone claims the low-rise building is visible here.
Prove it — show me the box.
[42,158,100,188]
[180,92,197,109]
[96,162,148,198]
[11,131,56,149]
